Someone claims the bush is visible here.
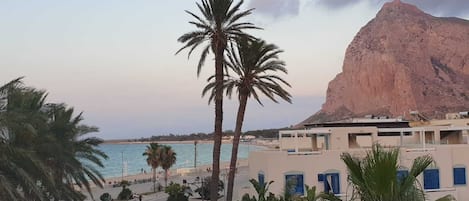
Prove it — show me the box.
[165,182,191,201]
[194,176,224,200]
[117,186,133,200]
[100,192,112,201]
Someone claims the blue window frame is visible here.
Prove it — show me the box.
[424,169,440,190]
[323,173,340,194]
[453,167,466,185]
[397,170,409,183]
[285,174,304,195]
[258,173,265,185]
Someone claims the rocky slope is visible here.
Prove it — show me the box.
[301,0,469,125]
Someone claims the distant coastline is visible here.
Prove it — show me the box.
[103,139,231,145]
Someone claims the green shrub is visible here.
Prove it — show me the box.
[99,192,112,201]
[194,176,224,200]
[117,186,133,200]
[165,182,191,201]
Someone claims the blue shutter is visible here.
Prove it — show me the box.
[331,173,340,194]
[324,173,340,194]
[258,173,265,185]
[424,169,440,189]
[318,174,324,182]
[453,167,466,185]
[285,174,304,196]
[397,170,409,183]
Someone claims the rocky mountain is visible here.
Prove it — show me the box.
[301,0,469,125]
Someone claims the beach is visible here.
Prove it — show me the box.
[85,159,252,201]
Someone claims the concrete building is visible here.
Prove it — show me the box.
[248,117,469,201]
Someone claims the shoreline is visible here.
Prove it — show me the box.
[100,159,249,187]
[102,139,278,149]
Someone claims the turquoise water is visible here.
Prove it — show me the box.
[95,143,263,179]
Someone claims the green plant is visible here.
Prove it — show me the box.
[195,176,224,200]
[165,182,191,201]
[341,144,433,201]
[117,186,133,200]
[99,192,112,201]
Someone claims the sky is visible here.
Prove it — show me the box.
[1,0,469,139]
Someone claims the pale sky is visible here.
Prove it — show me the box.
[1,0,468,139]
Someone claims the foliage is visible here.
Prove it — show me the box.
[0,78,108,201]
[160,145,177,187]
[165,182,191,201]
[242,180,340,201]
[195,176,224,200]
[143,142,162,192]
[341,144,432,201]
[100,192,112,201]
[435,195,457,201]
[117,186,133,200]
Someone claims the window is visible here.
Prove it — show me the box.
[453,167,466,185]
[424,169,440,190]
[285,174,304,196]
[318,173,340,194]
[397,170,409,183]
[258,172,265,185]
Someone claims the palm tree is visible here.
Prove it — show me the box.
[159,145,177,187]
[302,185,341,201]
[37,104,108,200]
[143,143,162,192]
[341,144,433,201]
[177,1,259,200]
[0,82,57,201]
[204,37,292,201]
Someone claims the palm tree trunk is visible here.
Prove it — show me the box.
[211,40,225,201]
[153,168,156,192]
[226,93,248,201]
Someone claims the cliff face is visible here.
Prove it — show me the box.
[302,0,469,124]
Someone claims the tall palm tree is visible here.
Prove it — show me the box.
[177,1,259,200]
[159,145,177,187]
[143,143,162,192]
[204,37,292,201]
[341,144,433,201]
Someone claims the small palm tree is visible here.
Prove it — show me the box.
[160,145,177,187]
[143,143,162,192]
[302,185,341,201]
[341,144,432,201]
[177,1,259,200]
[204,37,292,201]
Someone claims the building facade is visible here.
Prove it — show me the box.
[248,118,469,201]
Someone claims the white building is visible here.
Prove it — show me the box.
[248,118,469,201]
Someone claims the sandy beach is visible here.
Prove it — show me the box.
[85,159,251,201]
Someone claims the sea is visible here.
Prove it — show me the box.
[94,142,264,179]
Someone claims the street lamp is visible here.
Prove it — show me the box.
[194,140,198,168]
[121,151,124,182]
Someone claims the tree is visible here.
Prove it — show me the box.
[160,145,177,187]
[204,37,292,201]
[38,104,108,200]
[177,1,258,200]
[0,78,107,200]
[143,143,162,192]
[341,144,432,201]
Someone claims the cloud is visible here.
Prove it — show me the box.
[248,0,300,18]
[403,0,469,16]
[314,0,361,10]
[311,0,469,17]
